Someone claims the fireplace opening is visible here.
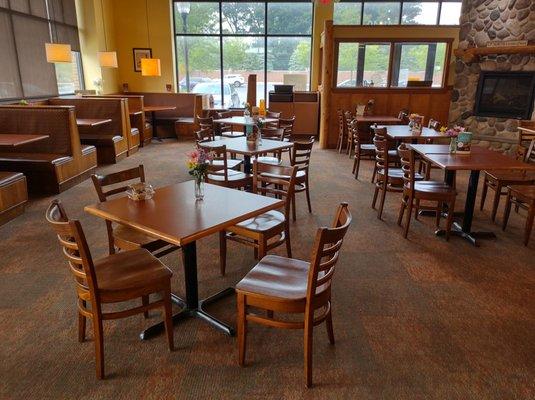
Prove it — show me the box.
[474,71,535,119]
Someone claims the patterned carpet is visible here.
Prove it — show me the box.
[0,139,533,399]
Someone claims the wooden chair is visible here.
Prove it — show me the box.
[45,200,174,379]
[370,126,402,183]
[197,115,215,136]
[350,118,375,180]
[480,139,535,221]
[397,144,456,239]
[502,184,535,246]
[336,109,346,153]
[428,118,441,131]
[279,116,296,160]
[199,143,251,190]
[217,111,244,138]
[219,161,297,275]
[290,137,314,221]
[266,110,281,129]
[91,166,178,257]
[235,202,352,388]
[344,111,355,156]
[398,110,409,124]
[195,129,243,170]
[257,127,284,165]
[519,120,535,148]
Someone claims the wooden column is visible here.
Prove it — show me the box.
[319,20,334,149]
[247,74,257,106]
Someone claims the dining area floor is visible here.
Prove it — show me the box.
[0,139,533,399]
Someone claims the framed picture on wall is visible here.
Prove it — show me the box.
[133,48,152,72]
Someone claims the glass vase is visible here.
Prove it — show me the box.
[194,175,205,201]
[449,137,457,154]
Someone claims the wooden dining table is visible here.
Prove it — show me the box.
[200,136,293,174]
[76,118,112,127]
[383,125,444,142]
[356,115,402,124]
[410,144,535,246]
[84,181,284,338]
[213,116,279,127]
[0,134,49,147]
[144,105,177,141]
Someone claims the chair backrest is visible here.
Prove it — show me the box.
[266,111,281,119]
[398,109,409,123]
[428,118,441,130]
[45,200,97,305]
[252,161,297,220]
[291,137,314,172]
[91,165,145,202]
[337,109,345,137]
[349,118,364,145]
[398,143,416,192]
[373,127,389,175]
[217,111,232,119]
[197,115,214,131]
[199,143,229,182]
[344,111,353,133]
[525,139,535,164]
[305,202,352,310]
[279,116,295,139]
[260,127,284,141]
[195,127,214,143]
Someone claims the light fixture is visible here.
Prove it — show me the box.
[141,0,161,77]
[45,43,72,63]
[98,0,118,68]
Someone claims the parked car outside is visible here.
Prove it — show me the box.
[192,81,240,108]
[179,76,212,92]
[224,74,245,87]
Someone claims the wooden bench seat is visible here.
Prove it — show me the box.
[79,134,126,164]
[0,171,28,226]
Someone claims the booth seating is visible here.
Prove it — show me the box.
[122,92,202,139]
[85,94,151,147]
[0,105,97,194]
[0,172,27,226]
[48,97,131,164]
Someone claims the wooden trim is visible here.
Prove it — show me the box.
[455,45,535,64]
[332,85,453,94]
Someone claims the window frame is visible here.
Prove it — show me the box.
[172,0,314,108]
[334,0,462,27]
[333,37,453,92]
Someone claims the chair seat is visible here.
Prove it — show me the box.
[236,255,309,300]
[207,169,251,182]
[485,170,535,183]
[113,224,161,247]
[360,144,375,151]
[95,248,172,293]
[387,149,399,158]
[378,168,423,180]
[414,181,455,194]
[235,210,285,232]
[256,156,281,165]
[221,131,244,138]
[212,158,243,169]
[509,185,535,201]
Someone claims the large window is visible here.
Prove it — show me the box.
[334,1,462,26]
[173,1,313,108]
[335,40,451,89]
[0,0,83,100]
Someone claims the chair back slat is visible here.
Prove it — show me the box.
[398,143,416,190]
[372,127,389,173]
[199,143,229,182]
[195,127,214,143]
[279,116,295,139]
[253,161,297,219]
[91,165,145,202]
[260,127,284,141]
[290,137,314,171]
[337,110,345,138]
[525,139,535,164]
[306,203,352,307]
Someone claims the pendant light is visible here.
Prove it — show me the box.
[97,0,118,68]
[141,0,161,77]
[45,0,72,63]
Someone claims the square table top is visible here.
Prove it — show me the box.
[409,144,488,155]
[200,137,293,156]
[143,105,177,112]
[417,146,535,171]
[84,182,284,246]
[0,134,49,147]
[76,118,112,127]
[356,115,402,124]
[382,125,443,140]
[213,116,279,126]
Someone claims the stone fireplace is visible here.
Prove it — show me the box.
[448,0,535,153]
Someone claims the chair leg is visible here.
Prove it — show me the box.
[397,196,407,226]
[524,206,534,246]
[305,178,312,214]
[326,307,335,345]
[491,183,502,222]
[403,198,414,239]
[163,287,174,351]
[258,236,266,260]
[480,179,488,211]
[377,186,387,220]
[304,318,313,388]
[237,293,247,366]
[142,295,150,318]
[78,301,86,343]
[371,164,377,183]
[93,312,105,379]
[414,199,420,221]
[502,193,512,231]
[219,231,227,276]
[292,192,297,222]
[435,202,442,228]
[285,227,292,258]
[371,185,379,209]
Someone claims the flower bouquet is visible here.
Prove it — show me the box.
[186,147,214,200]
[440,125,465,153]
[408,113,424,134]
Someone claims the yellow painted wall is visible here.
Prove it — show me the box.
[111,0,176,92]
[311,3,333,90]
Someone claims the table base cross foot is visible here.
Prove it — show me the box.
[435,221,497,247]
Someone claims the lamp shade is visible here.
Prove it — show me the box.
[45,43,72,63]
[141,58,161,77]
[98,51,118,68]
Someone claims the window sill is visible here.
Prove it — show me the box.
[332,86,452,94]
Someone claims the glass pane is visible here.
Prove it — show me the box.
[363,2,400,25]
[336,42,390,88]
[55,51,82,95]
[0,11,22,98]
[267,2,312,35]
[402,2,439,25]
[267,37,311,96]
[176,36,221,99]
[333,2,362,25]
[392,42,447,87]
[222,2,264,34]
[223,37,265,107]
[440,2,462,25]
[174,2,219,34]
[29,0,48,18]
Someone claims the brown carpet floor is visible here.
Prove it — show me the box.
[0,140,534,399]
